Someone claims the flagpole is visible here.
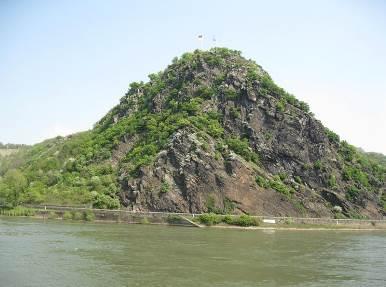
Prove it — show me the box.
[198,35,203,50]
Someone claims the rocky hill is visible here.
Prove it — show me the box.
[0,48,385,218]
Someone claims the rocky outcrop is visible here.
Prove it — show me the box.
[116,49,385,218]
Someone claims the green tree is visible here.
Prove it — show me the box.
[0,169,28,207]
[21,181,45,204]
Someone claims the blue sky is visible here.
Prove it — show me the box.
[1,0,385,153]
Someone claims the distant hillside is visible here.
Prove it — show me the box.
[357,148,386,167]
[0,143,29,157]
[0,149,18,156]
[0,143,29,149]
[0,48,385,218]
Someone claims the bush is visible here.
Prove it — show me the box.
[226,137,259,164]
[72,211,83,220]
[140,217,150,224]
[269,177,293,197]
[294,176,302,184]
[346,186,360,202]
[63,211,72,220]
[0,169,28,207]
[255,175,269,188]
[343,166,369,187]
[314,160,323,170]
[160,181,170,194]
[231,214,260,227]
[195,86,213,99]
[223,198,235,214]
[197,213,223,225]
[276,98,286,112]
[325,128,340,144]
[224,87,238,100]
[298,101,310,113]
[246,67,258,81]
[339,141,357,162]
[229,107,241,119]
[196,213,260,227]
[0,206,36,217]
[83,210,95,221]
[327,175,337,188]
[92,193,120,209]
[48,211,57,219]
[166,214,183,224]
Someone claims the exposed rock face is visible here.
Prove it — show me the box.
[114,49,385,218]
[1,49,383,217]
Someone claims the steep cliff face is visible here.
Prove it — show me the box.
[1,48,385,218]
[106,48,384,218]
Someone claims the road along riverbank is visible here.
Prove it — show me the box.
[1,205,386,230]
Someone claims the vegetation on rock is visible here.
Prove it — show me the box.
[0,48,384,218]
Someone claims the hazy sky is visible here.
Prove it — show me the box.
[1,0,385,153]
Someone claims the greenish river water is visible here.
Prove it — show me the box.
[0,218,385,287]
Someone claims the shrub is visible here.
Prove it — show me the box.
[269,177,293,196]
[343,166,369,187]
[83,210,95,221]
[284,218,294,225]
[229,107,241,119]
[231,214,260,227]
[195,86,213,99]
[0,169,28,207]
[346,186,360,202]
[246,68,258,81]
[224,87,238,100]
[327,175,337,188]
[334,212,346,219]
[223,198,235,214]
[48,211,57,219]
[260,75,285,97]
[284,94,297,105]
[180,98,203,115]
[72,211,83,220]
[197,213,261,227]
[276,98,286,112]
[63,211,72,220]
[160,180,170,194]
[92,193,120,209]
[0,206,36,217]
[226,137,259,164]
[166,214,182,224]
[278,173,287,181]
[214,73,226,85]
[205,195,215,213]
[325,128,340,144]
[339,141,357,162]
[294,176,302,184]
[223,215,233,224]
[298,101,310,113]
[255,175,269,188]
[314,160,322,170]
[303,163,312,170]
[140,217,150,224]
[197,213,223,225]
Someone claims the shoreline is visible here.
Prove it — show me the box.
[1,205,386,231]
[209,224,386,231]
[1,212,386,231]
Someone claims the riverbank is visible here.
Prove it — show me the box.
[1,205,386,230]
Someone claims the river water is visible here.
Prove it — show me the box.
[0,217,385,287]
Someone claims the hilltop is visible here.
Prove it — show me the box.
[0,48,385,218]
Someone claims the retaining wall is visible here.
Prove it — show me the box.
[20,205,386,229]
